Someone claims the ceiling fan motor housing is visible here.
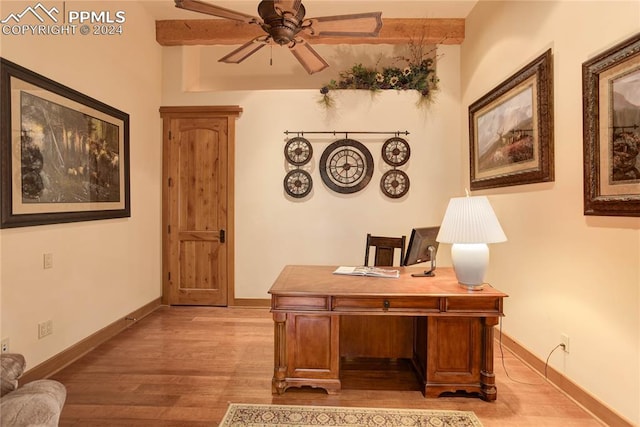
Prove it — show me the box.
[258,0,306,45]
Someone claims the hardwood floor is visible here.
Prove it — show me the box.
[51,306,605,426]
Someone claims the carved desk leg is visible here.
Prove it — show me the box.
[272,312,287,395]
[480,316,499,401]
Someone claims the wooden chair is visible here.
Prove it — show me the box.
[356,234,409,355]
[364,234,406,266]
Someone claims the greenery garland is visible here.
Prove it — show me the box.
[319,57,439,109]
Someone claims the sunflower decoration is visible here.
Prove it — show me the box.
[319,54,439,109]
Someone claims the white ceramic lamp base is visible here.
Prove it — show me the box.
[450,243,489,290]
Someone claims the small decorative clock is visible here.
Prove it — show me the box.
[284,137,313,166]
[382,137,411,167]
[320,139,374,194]
[283,137,313,199]
[380,169,410,198]
[380,136,411,198]
[284,169,313,198]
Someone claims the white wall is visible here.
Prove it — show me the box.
[461,1,640,424]
[162,43,463,299]
[0,1,637,424]
[0,1,163,368]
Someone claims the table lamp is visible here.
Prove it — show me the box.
[436,194,507,290]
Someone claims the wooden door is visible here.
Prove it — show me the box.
[160,106,242,306]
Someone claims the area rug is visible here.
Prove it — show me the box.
[219,403,483,426]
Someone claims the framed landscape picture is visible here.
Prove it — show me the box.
[469,49,554,190]
[0,58,130,228]
[583,33,640,217]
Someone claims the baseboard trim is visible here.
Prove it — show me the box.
[20,298,163,384]
[231,298,270,308]
[498,332,633,427]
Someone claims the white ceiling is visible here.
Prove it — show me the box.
[145,0,478,21]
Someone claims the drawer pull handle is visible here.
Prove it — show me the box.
[383,300,390,309]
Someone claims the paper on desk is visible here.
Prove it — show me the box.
[333,266,399,278]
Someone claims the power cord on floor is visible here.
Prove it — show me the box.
[496,316,572,385]
[544,343,565,379]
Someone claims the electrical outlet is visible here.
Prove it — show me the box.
[43,253,53,269]
[38,322,47,339]
[1,338,9,353]
[560,333,570,353]
[38,320,53,339]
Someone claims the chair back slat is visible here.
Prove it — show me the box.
[364,234,406,267]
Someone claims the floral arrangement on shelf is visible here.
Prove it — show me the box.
[318,42,440,109]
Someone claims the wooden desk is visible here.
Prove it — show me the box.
[268,265,507,400]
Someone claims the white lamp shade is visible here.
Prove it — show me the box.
[436,195,507,244]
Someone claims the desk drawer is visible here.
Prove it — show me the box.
[446,297,503,314]
[332,296,440,312]
[272,295,330,311]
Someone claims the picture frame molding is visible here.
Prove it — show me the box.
[468,49,554,191]
[582,33,640,217]
[0,57,130,228]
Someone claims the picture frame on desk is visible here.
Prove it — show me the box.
[469,49,554,190]
[582,33,640,217]
[0,58,130,228]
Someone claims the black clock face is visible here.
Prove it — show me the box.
[380,169,410,198]
[284,169,312,198]
[320,139,373,194]
[382,137,411,167]
[284,137,313,166]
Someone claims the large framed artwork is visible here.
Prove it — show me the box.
[469,49,554,190]
[583,33,640,217]
[0,58,130,228]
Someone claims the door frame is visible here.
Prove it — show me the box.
[159,106,242,306]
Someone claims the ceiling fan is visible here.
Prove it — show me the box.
[174,0,383,74]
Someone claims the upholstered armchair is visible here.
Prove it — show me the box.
[1,353,66,427]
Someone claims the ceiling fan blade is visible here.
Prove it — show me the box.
[305,12,383,37]
[274,0,303,14]
[219,38,268,64]
[289,40,329,75]
[175,0,258,23]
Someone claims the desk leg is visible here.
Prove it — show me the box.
[272,312,287,395]
[480,317,499,401]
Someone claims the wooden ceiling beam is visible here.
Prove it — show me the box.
[155,18,464,46]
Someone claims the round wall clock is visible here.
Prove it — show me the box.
[382,137,411,167]
[320,139,374,194]
[284,137,313,166]
[284,169,313,198]
[380,169,410,198]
